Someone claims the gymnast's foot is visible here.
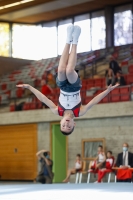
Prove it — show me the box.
[62,179,69,183]
[72,25,81,44]
[66,24,74,44]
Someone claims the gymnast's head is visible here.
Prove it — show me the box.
[60,115,75,136]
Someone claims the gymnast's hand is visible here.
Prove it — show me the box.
[16,84,29,89]
[107,83,119,92]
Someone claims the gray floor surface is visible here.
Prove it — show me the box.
[0,182,133,200]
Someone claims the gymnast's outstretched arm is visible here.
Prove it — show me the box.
[80,84,119,116]
[16,84,58,114]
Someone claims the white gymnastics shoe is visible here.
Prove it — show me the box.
[66,24,74,44]
[72,25,81,44]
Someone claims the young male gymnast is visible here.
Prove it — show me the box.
[16,24,119,136]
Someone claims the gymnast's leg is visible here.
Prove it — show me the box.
[57,24,74,82]
[66,26,81,84]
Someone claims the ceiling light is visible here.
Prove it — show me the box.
[0,0,34,10]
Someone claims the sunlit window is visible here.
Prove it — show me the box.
[114,4,132,46]
[12,24,43,60]
[58,19,73,55]
[74,14,91,53]
[0,23,9,57]
[42,21,57,59]
[91,11,106,50]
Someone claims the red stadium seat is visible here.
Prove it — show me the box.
[84,96,93,104]
[128,65,133,74]
[111,88,120,94]
[82,80,87,86]
[120,94,130,101]
[80,90,86,97]
[86,84,94,89]
[110,88,120,102]
[131,86,133,92]
[23,103,30,110]
[121,60,128,67]
[37,102,42,109]
[16,88,23,98]
[30,103,36,110]
[1,83,7,90]
[110,95,120,102]
[80,90,86,104]
[123,75,127,84]
[94,79,105,88]
[119,87,129,94]
[86,79,94,85]
[126,74,133,84]
[10,105,16,112]
[101,96,109,103]
[120,87,130,101]
[81,86,87,91]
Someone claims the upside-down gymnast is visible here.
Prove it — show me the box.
[16,24,119,136]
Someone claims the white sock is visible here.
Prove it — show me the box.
[66,24,74,44]
[72,25,81,44]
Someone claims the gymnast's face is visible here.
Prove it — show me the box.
[60,117,75,133]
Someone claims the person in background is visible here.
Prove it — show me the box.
[116,143,133,182]
[63,154,82,183]
[115,72,126,86]
[116,143,133,168]
[36,149,54,184]
[106,55,125,86]
[89,145,106,172]
[96,151,114,183]
[41,79,53,108]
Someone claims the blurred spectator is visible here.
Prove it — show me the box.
[41,79,53,96]
[96,151,114,183]
[116,143,133,182]
[89,145,106,172]
[115,73,126,86]
[36,150,54,184]
[106,55,125,86]
[41,79,53,108]
[15,101,25,111]
[63,154,82,183]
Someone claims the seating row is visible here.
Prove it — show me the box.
[83,85,133,104]
[74,161,116,184]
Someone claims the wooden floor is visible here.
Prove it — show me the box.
[0,182,133,200]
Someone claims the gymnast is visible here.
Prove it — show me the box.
[16,24,119,136]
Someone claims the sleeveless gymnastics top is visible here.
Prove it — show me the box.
[75,161,82,169]
[58,90,81,117]
[98,153,105,163]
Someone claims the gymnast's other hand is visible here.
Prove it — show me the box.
[16,84,30,89]
[107,83,119,92]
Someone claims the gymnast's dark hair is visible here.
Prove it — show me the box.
[107,151,112,155]
[98,145,103,149]
[60,127,75,136]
